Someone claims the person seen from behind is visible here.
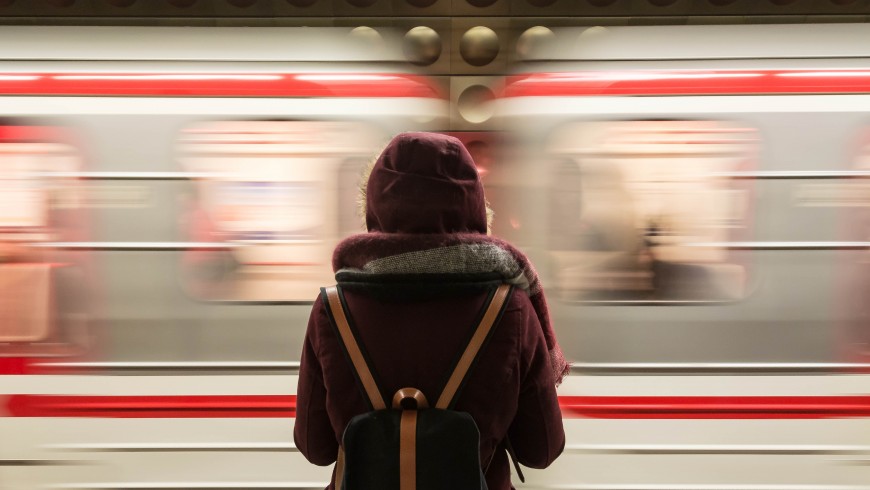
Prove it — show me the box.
[294,132,568,489]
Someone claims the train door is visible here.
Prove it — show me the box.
[839,132,870,363]
[0,125,90,360]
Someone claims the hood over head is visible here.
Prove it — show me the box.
[365,132,488,234]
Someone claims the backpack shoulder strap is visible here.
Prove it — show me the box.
[322,285,387,411]
[435,284,512,410]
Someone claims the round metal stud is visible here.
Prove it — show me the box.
[403,26,442,66]
[516,26,554,60]
[459,26,500,67]
[457,84,495,124]
[349,26,384,48]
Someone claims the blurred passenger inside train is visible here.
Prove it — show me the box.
[546,120,752,302]
[294,132,568,489]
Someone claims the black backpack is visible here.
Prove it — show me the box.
[322,283,513,490]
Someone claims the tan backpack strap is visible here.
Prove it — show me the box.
[435,284,512,409]
[324,286,387,410]
[399,410,418,490]
[335,446,346,489]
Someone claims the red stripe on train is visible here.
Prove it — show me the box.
[559,396,870,419]
[0,73,442,98]
[4,395,296,418]
[0,358,31,375]
[4,394,870,419]
[503,70,870,98]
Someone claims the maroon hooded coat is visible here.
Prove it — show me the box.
[294,132,565,489]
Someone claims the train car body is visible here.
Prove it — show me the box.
[2,22,870,490]
[0,26,445,490]
[495,23,870,489]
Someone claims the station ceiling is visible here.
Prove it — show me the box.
[0,0,866,23]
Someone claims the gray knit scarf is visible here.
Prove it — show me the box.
[333,232,570,386]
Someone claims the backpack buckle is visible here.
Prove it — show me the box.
[392,388,429,410]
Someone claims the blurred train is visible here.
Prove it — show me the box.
[1,23,870,490]
[495,22,870,489]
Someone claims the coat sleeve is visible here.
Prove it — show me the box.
[293,296,339,466]
[506,297,566,469]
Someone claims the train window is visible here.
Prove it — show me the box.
[177,120,382,302]
[545,120,756,303]
[0,125,90,353]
